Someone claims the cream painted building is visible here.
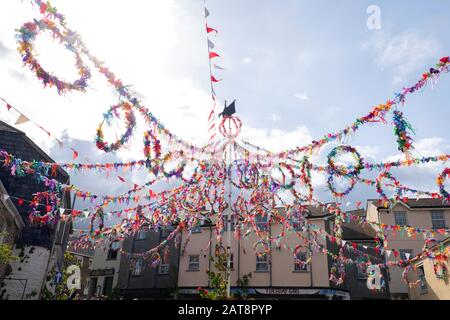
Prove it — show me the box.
[86,239,122,299]
[407,237,450,300]
[366,199,450,299]
[178,207,350,300]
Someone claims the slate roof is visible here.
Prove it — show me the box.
[369,198,450,209]
[0,119,71,248]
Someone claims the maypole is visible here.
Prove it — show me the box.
[226,102,233,298]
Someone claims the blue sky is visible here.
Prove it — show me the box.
[0,1,449,216]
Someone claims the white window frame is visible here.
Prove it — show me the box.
[158,263,170,275]
[131,258,143,276]
[188,255,200,271]
[291,216,305,232]
[417,265,428,294]
[107,241,120,260]
[255,214,269,231]
[294,251,309,271]
[394,211,407,226]
[191,223,202,234]
[136,229,147,240]
[431,210,446,229]
[256,254,269,272]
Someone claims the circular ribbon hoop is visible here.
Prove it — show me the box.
[328,145,364,177]
[270,162,296,191]
[219,116,242,139]
[437,168,450,200]
[96,102,136,153]
[160,151,187,179]
[229,160,260,189]
[327,174,357,198]
[181,186,205,212]
[17,19,91,94]
[143,130,162,176]
[376,171,402,202]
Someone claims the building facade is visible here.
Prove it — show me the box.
[177,207,350,300]
[117,226,180,299]
[406,237,450,300]
[366,198,450,299]
[0,179,25,299]
[0,120,72,300]
[337,209,390,300]
[86,239,122,299]
[66,238,94,299]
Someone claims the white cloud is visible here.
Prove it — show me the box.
[361,29,442,85]
[240,125,312,153]
[241,57,252,64]
[293,92,309,101]
[268,113,280,122]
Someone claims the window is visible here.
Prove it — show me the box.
[188,255,200,271]
[394,211,407,226]
[161,226,173,238]
[256,254,269,272]
[107,241,120,260]
[292,216,305,232]
[222,217,236,232]
[294,251,308,271]
[131,258,143,276]
[191,223,202,233]
[431,211,446,229]
[398,249,413,261]
[357,264,368,279]
[136,229,147,240]
[418,265,428,294]
[159,263,170,275]
[102,277,113,297]
[95,285,102,297]
[255,214,269,231]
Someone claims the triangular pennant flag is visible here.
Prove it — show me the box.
[59,208,66,215]
[38,125,51,137]
[203,7,210,18]
[405,253,411,260]
[2,194,10,201]
[6,103,12,111]
[40,2,47,14]
[211,75,221,83]
[84,211,90,218]
[342,240,347,246]
[118,176,126,183]
[206,25,218,34]
[386,250,392,257]
[71,148,79,160]
[209,52,220,59]
[213,64,225,70]
[15,114,30,125]
[207,39,215,49]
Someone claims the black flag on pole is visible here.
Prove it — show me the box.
[219,100,236,118]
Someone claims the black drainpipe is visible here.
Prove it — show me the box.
[208,225,212,288]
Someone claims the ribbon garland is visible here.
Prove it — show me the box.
[2,0,449,285]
